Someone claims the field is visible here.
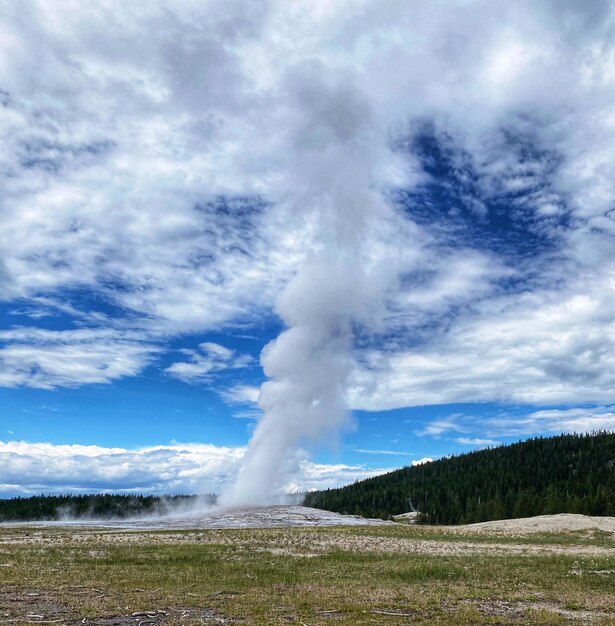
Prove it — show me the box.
[2,512,615,625]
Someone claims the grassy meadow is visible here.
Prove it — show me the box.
[1,524,615,625]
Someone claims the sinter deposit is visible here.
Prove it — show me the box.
[2,505,390,530]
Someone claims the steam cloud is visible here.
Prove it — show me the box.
[221,67,403,504]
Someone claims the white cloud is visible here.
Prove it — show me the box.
[164,342,252,384]
[286,462,387,494]
[416,406,615,441]
[220,384,261,405]
[354,448,414,456]
[488,406,615,437]
[351,269,615,410]
[456,437,500,446]
[0,2,305,333]
[8,296,110,324]
[0,440,388,497]
[411,457,434,466]
[0,0,614,413]
[415,417,467,438]
[0,327,158,389]
[230,408,264,421]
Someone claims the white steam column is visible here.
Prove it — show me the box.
[221,65,403,505]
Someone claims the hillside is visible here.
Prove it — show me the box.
[303,432,615,524]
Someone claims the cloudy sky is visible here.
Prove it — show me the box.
[1,0,615,498]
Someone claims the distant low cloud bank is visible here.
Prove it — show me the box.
[0,440,386,498]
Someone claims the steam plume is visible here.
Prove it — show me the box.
[221,66,399,504]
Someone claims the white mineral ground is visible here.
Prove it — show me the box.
[3,507,615,538]
[0,505,389,530]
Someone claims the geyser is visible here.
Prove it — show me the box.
[221,66,405,505]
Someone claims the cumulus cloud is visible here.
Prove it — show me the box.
[0,440,387,497]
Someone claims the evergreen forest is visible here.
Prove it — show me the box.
[0,493,214,522]
[303,432,615,523]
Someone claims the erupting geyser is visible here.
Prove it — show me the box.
[221,67,408,505]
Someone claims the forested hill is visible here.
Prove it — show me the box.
[303,432,615,524]
[0,493,214,522]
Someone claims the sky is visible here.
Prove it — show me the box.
[1,0,615,498]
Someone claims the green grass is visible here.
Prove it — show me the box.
[1,526,614,625]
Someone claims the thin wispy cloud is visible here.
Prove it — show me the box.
[220,384,261,406]
[456,437,500,447]
[164,342,253,384]
[487,407,615,438]
[354,449,415,456]
[0,328,158,389]
[419,407,615,441]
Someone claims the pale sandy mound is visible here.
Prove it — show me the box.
[457,513,615,535]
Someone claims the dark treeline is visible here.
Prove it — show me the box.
[303,432,615,524]
[0,493,216,522]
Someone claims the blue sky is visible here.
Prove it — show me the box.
[1,0,615,498]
